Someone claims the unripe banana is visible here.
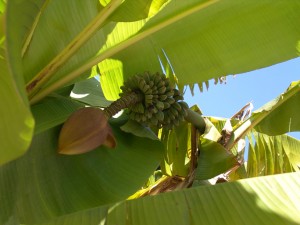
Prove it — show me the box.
[179,101,189,110]
[138,79,147,90]
[148,81,154,88]
[145,95,153,105]
[166,98,175,105]
[152,89,158,95]
[153,94,159,100]
[156,101,164,110]
[144,87,152,95]
[172,118,180,127]
[143,72,151,83]
[118,72,188,129]
[154,74,162,84]
[150,117,158,126]
[150,105,158,114]
[177,114,185,122]
[155,111,164,122]
[168,112,176,121]
[141,114,147,122]
[172,102,182,111]
[131,103,145,114]
[157,81,165,89]
[158,86,166,94]
[166,90,174,97]
[133,113,141,122]
[163,114,171,125]
[163,102,171,109]
[169,107,179,117]
[159,95,168,101]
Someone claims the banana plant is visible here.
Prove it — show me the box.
[1,0,300,224]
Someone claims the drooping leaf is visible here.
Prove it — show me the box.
[247,132,300,177]
[0,124,163,224]
[99,0,300,99]
[39,172,300,225]
[160,122,190,177]
[254,80,300,135]
[196,139,239,180]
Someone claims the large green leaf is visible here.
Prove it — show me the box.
[107,0,169,22]
[70,77,112,107]
[254,80,300,135]
[6,0,167,103]
[39,172,300,225]
[247,133,300,177]
[0,0,37,164]
[0,51,34,165]
[161,123,190,177]
[5,0,46,95]
[0,124,163,224]
[31,96,84,134]
[98,0,300,99]
[20,0,103,84]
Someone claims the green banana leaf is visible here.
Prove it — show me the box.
[196,138,238,180]
[37,172,300,225]
[98,0,300,100]
[6,1,300,102]
[247,133,300,177]
[120,119,158,140]
[0,1,35,165]
[0,124,163,224]
[70,77,112,107]
[253,80,300,135]
[160,123,191,177]
[0,50,34,165]
[5,0,167,103]
[31,96,84,134]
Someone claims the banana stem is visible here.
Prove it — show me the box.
[103,91,143,118]
[184,109,206,134]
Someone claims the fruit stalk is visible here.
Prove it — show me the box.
[103,91,143,118]
[184,109,206,134]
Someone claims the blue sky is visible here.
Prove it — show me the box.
[184,57,300,140]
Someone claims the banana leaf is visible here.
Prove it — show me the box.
[0,124,163,224]
[38,172,300,225]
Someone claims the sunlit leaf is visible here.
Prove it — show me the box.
[247,132,300,177]
[39,172,300,225]
[99,1,300,99]
[254,80,300,135]
[108,0,169,22]
[161,122,190,177]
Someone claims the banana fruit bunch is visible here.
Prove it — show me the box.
[120,72,189,129]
